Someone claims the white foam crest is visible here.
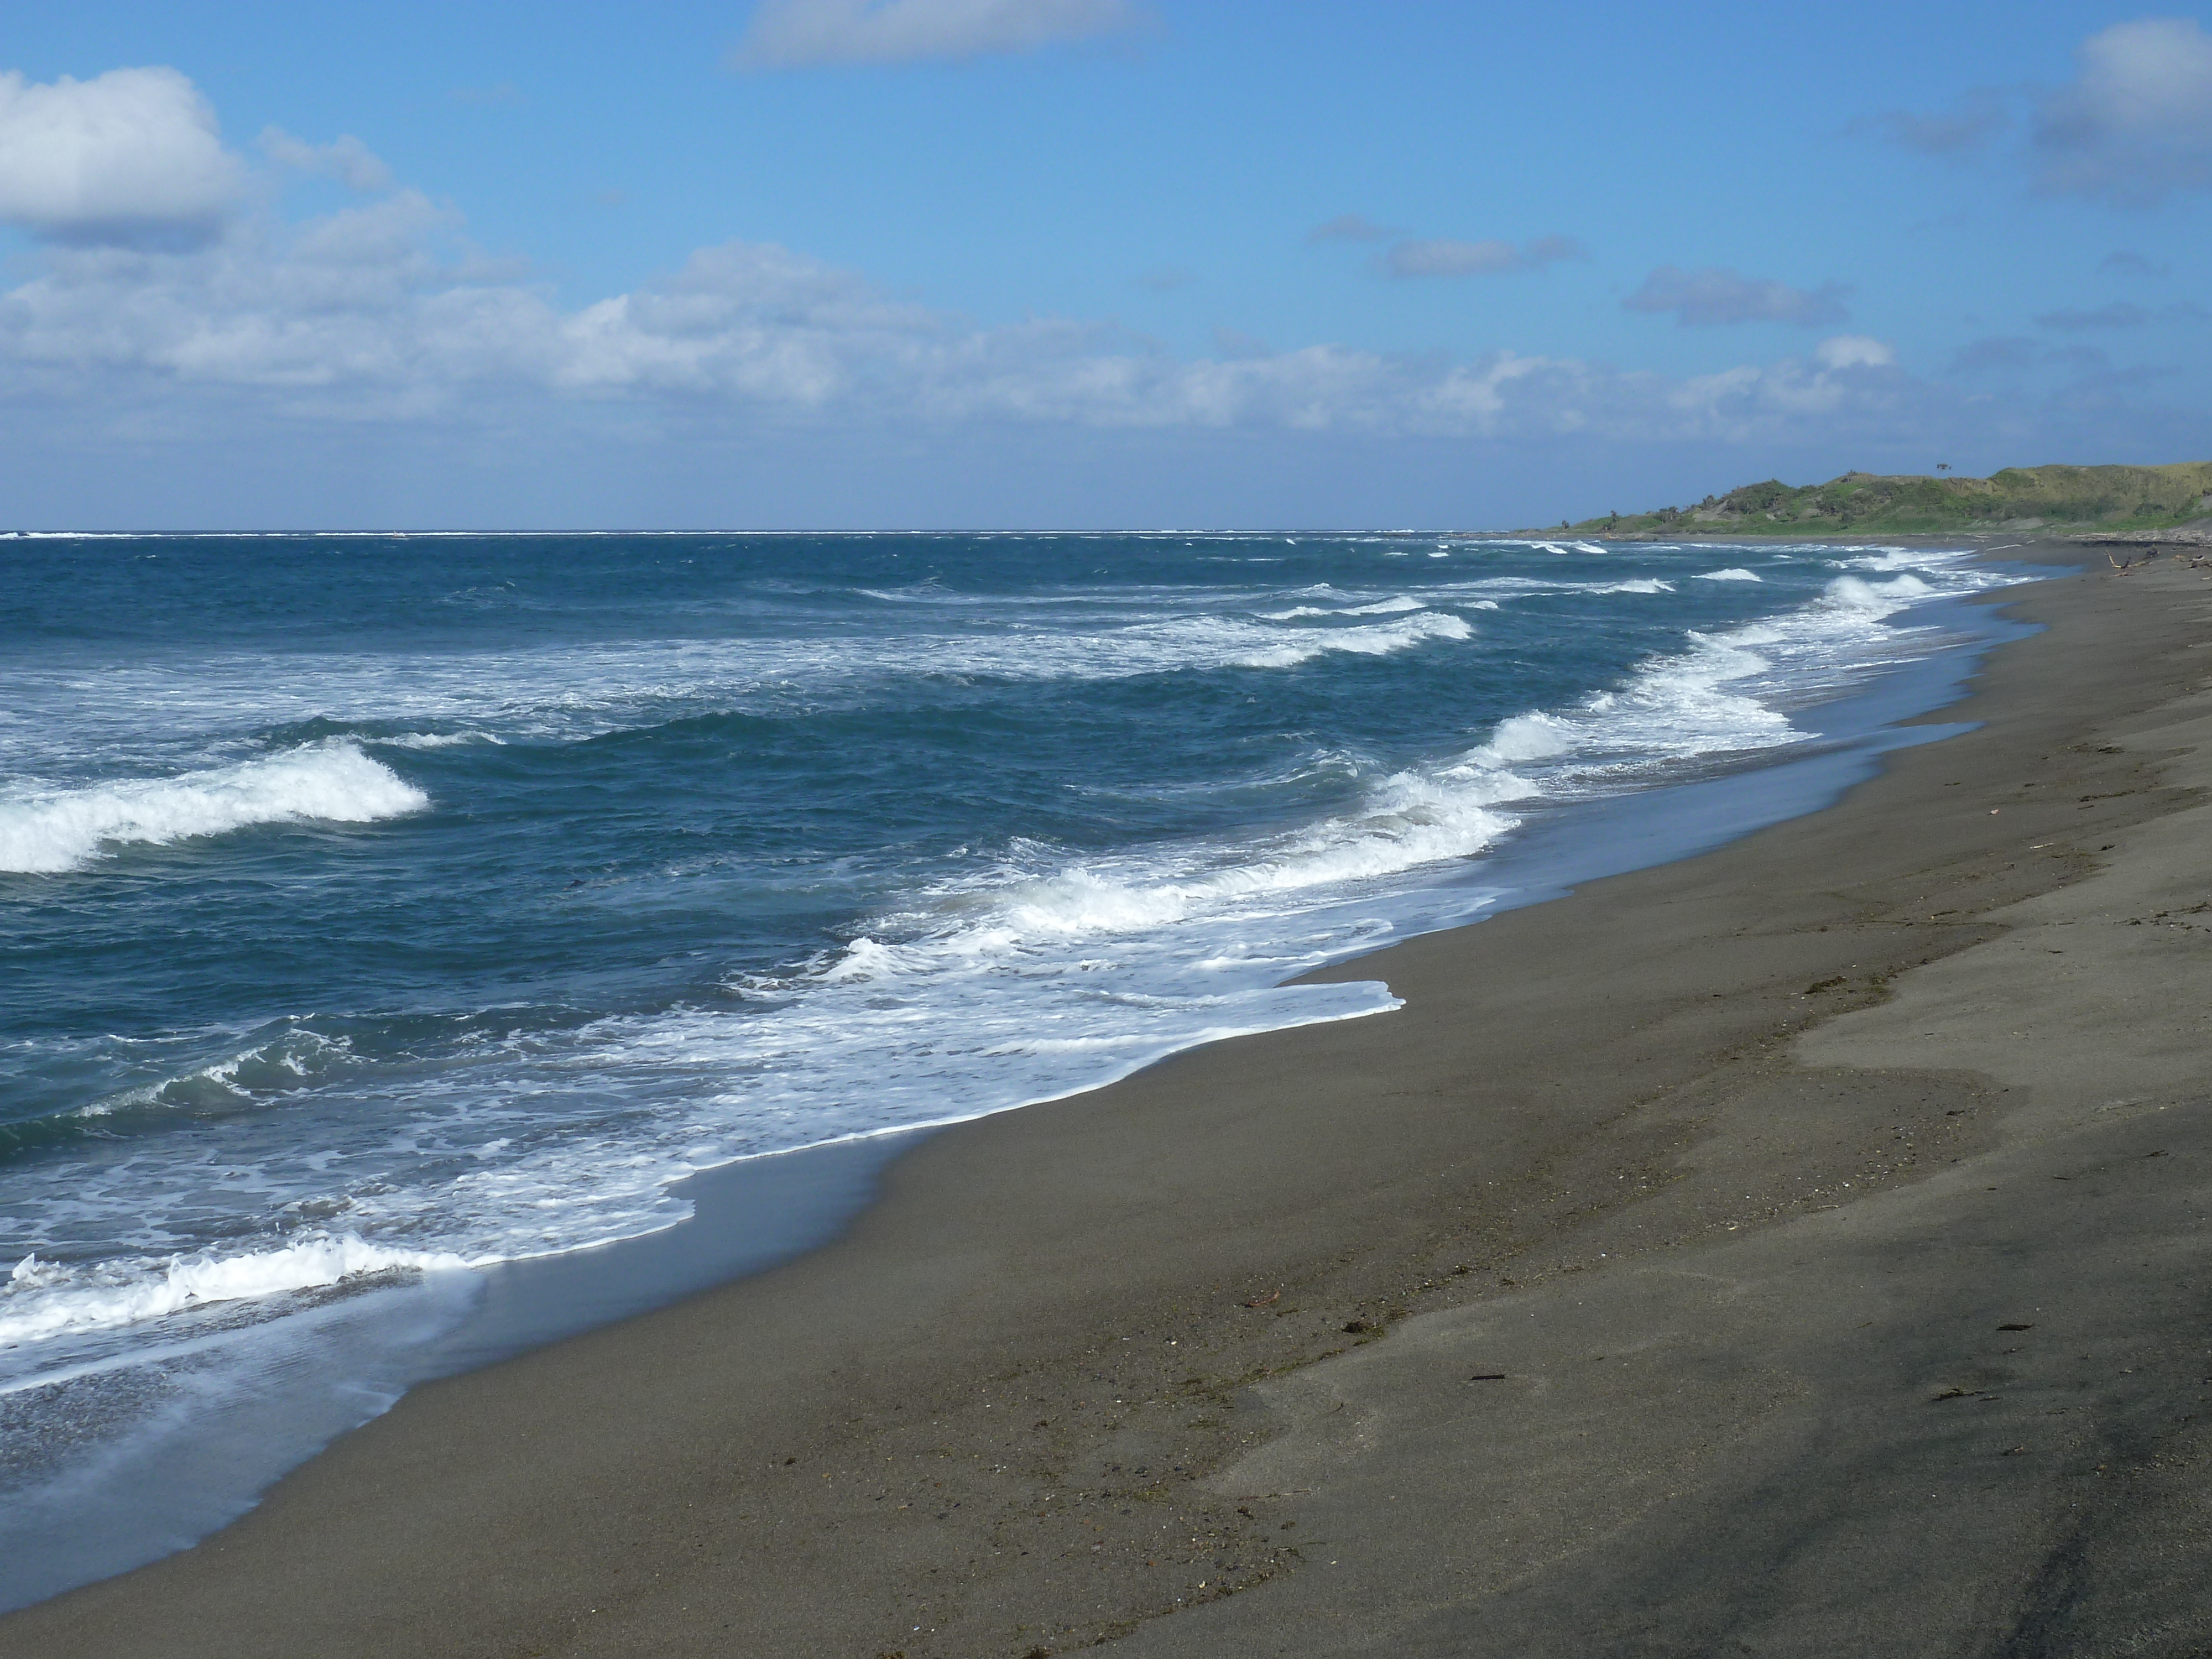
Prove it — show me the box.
[0,1237,469,1350]
[1423,576,1677,601]
[1451,556,2006,790]
[1225,610,1470,668]
[7,608,1482,775]
[1259,596,1425,621]
[1467,711,1578,767]
[818,935,919,983]
[855,583,964,604]
[69,1029,356,1120]
[375,731,504,750]
[833,768,1533,973]
[1694,568,1763,582]
[1822,572,1933,614]
[1452,640,1793,786]
[1845,547,1945,572]
[0,742,426,874]
[0,539,2026,1402]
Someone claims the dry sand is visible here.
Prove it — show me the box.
[8,541,2211,1658]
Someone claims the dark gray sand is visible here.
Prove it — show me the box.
[10,542,2212,1659]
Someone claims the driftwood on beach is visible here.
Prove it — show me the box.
[2074,520,2212,547]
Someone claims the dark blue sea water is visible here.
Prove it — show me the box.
[0,530,2024,1605]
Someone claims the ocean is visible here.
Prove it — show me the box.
[0,530,2030,1606]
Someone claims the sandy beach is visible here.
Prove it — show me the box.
[8,539,2211,1659]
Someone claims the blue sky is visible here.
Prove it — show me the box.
[0,2,2207,528]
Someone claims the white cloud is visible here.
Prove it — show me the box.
[1812,336,1895,370]
[0,67,244,247]
[0,192,1926,453]
[259,128,395,193]
[0,64,1953,476]
[2032,17,2212,204]
[733,0,1147,68]
[1407,337,1912,443]
[1624,265,1851,327]
[1381,234,1585,278]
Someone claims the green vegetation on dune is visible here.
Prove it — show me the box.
[1555,462,2212,538]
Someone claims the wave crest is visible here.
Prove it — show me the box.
[0,742,427,874]
[1,1235,468,1352]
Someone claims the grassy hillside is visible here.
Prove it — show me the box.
[1554,462,2212,538]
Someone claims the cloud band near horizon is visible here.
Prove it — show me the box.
[0,42,2198,526]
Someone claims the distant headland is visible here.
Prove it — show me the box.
[1521,461,2212,542]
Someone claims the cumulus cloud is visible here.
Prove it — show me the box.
[0,66,244,248]
[0,191,1926,452]
[733,0,1147,67]
[1623,265,1852,328]
[2032,17,2212,205]
[1397,334,1914,445]
[1306,212,1398,243]
[0,64,1952,468]
[259,129,395,193]
[1866,21,2212,208]
[1810,336,1895,370]
[1380,234,1585,278]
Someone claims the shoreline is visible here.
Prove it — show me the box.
[12,539,2212,1656]
[0,549,2028,1616]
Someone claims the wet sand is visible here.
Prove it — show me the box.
[8,540,2212,1659]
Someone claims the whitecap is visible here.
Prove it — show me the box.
[0,1236,469,1352]
[1227,611,1471,669]
[1259,596,1425,621]
[375,731,504,749]
[0,742,428,875]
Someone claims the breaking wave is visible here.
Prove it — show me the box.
[0,742,427,874]
[1,1235,468,1355]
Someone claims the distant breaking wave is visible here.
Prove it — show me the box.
[0,741,427,874]
[0,571,1965,1354]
